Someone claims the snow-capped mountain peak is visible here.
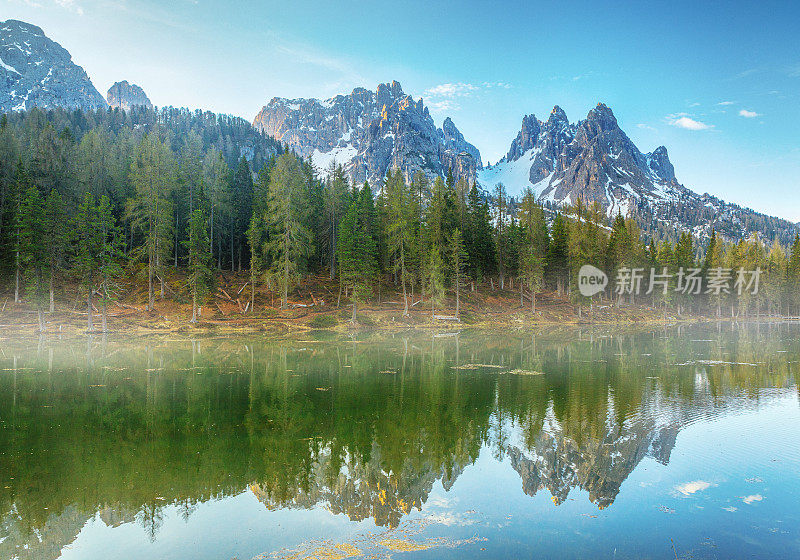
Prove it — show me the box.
[479,103,798,243]
[0,19,106,112]
[252,81,481,187]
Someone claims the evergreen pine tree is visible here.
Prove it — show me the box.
[386,169,415,316]
[464,182,495,282]
[337,195,377,322]
[448,228,468,319]
[127,133,176,310]
[266,153,312,309]
[74,192,102,331]
[43,189,68,312]
[232,156,254,271]
[424,243,445,319]
[19,187,48,331]
[185,208,213,323]
[547,212,569,296]
[492,183,508,288]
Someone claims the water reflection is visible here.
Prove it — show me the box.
[0,324,798,559]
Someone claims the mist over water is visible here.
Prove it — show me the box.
[1,324,798,559]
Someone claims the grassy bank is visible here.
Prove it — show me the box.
[0,270,712,337]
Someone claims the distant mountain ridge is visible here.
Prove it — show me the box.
[0,19,106,112]
[479,104,799,244]
[0,17,796,243]
[252,80,482,186]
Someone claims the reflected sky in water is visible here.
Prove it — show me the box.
[1,324,798,559]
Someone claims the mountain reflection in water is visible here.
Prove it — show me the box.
[0,324,798,560]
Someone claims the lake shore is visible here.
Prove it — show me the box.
[0,270,761,338]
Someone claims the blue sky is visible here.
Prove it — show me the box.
[4,0,800,221]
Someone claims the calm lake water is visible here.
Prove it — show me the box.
[1,324,799,560]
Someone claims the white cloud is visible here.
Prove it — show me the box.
[428,100,460,113]
[425,81,511,101]
[739,109,760,118]
[55,0,84,15]
[675,481,713,496]
[742,494,763,504]
[483,81,512,89]
[425,512,477,526]
[636,123,656,131]
[20,0,83,13]
[717,101,735,106]
[669,115,713,131]
[425,82,478,98]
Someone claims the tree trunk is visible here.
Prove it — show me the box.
[352,300,357,323]
[148,258,153,311]
[101,289,108,333]
[174,209,179,267]
[250,273,255,314]
[230,224,235,272]
[87,289,94,332]
[49,268,55,313]
[14,243,20,303]
[456,278,460,319]
[191,287,197,323]
[532,291,536,313]
[282,254,289,309]
[402,274,408,317]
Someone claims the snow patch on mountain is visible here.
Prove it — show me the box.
[478,148,540,194]
[311,144,359,173]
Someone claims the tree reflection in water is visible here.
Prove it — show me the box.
[0,324,797,558]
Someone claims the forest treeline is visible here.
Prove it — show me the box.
[1,106,800,331]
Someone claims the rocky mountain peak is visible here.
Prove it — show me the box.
[376,80,405,107]
[505,114,541,162]
[441,117,482,168]
[646,145,676,182]
[477,101,790,244]
[107,80,153,111]
[253,80,481,186]
[480,102,682,218]
[547,105,568,125]
[1,18,106,112]
[585,102,618,131]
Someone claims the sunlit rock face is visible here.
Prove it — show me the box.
[0,19,106,112]
[253,80,481,188]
